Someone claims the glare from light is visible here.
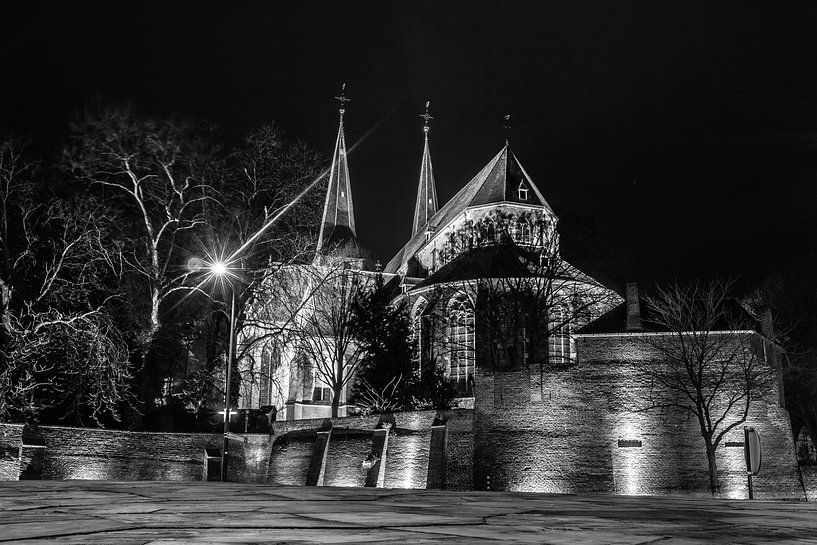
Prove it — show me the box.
[211,261,227,276]
[224,112,392,263]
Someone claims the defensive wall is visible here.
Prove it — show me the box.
[0,335,807,499]
[472,332,801,499]
[0,410,475,490]
[0,424,270,482]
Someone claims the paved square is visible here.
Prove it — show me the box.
[0,481,814,543]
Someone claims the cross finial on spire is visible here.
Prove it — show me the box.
[502,114,511,146]
[419,100,433,136]
[335,83,351,120]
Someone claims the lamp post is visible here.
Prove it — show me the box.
[212,261,237,482]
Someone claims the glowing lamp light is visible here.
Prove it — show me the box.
[211,261,227,276]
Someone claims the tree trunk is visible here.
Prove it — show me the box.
[705,443,720,495]
[331,386,341,418]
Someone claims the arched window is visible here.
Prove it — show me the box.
[480,219,496,244]
[548,306,571,365]
[447,295,475,394]
[258,346,281,407]
[259,348,271,407]
[412,298,428,377]
[514,219,531,245]
[312,365,332,402]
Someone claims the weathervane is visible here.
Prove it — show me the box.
[419,100,433,136]
[335,83,350,120]
[502,114,511,145]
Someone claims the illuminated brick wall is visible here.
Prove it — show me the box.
[470,332,802,498]
[0,424,22,480]
[268,411,449,488]
[0,424,272,482]
[267,409,475,490]
[802,466,817,501]
[0,340,803,499]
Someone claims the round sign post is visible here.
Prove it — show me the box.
[744,426,762,499]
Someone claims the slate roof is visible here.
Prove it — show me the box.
[412,134,438,237]
[576,301,649,334]
[385,144,554,274]
[576,297,761,334]
[316,117,361,257]
[413,243,603,290]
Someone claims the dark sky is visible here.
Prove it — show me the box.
[2,2,816,287]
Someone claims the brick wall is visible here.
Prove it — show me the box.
[0,423,270,482]
[266,433,313,485]
[802,466,817,501]
[0,424,22,480]
[0,376,802,500]
[268,411,443,488]
[468,332,802,498]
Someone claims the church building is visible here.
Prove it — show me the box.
[237,95,801,497]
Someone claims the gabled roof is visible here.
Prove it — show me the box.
[385,144,554,274]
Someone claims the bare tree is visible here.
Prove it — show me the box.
[65,104,217,369]
[263,255,370,417]
[355,375,404,415]
[0,136,131,424]
[298,261,370,417]
[637,279,778,494]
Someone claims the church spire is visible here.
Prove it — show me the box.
[411,101,438,237]
[316,84,358,256]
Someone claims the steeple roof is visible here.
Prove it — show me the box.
[385,144,554,274]
[316,106,359,256]
[411,109,438,237]
[470,145,550,207]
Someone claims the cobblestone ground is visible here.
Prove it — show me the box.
[0,481,815,544]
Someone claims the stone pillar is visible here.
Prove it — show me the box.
[365,420,392,488]
[306,419,333,486]
[203,447,221,482]
[426,417,447,489]
[18,427,45,480]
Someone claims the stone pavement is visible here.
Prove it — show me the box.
[0,481,815,544]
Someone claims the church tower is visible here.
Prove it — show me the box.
[316,84,359,258]
[412,101,438,238]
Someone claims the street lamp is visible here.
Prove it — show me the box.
[211,261,236,482]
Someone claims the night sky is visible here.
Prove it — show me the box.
[2,2,816,288]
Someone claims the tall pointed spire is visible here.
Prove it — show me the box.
[412,101,439,237]
[316,84,358,256]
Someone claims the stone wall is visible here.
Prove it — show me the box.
[468,332,803,498]
[0,424,23,480]
[0,379,802,499]
[0,423,271,483]
[267,410,461,489]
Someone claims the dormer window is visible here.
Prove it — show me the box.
[518,182,529,201]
